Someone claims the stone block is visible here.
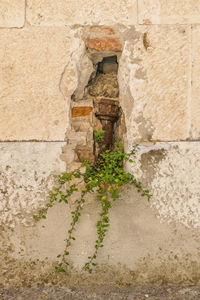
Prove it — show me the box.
[75,145,94,164]
[0,28,78,140]
[87,38,122,52]
[139,0,200,24]
[60,144,75,165]
[191,25,200,139]
[27,0,137,26]
[119,25,190,143]
[0,0,25,27]
[72,117,93,132]
[71,54,94,101]
[67,132,87,146]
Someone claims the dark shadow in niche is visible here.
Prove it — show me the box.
[88,55,121,156]
[97,55,118,74]
[86,55,119,99]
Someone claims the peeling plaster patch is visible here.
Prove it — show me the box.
[0,142,66,228]
[135,142,200,229]
[140,148,167,186]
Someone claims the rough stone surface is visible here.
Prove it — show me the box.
[0,0,25,28]
[119,25,190,143]
[26,0,137,26]
[88,72,119,98]
[87,38,122,52]
[191,25,200,139]
[139,0,200,24]
[72,54,94,101]
[0,28,82,141]
[72,117,93,132]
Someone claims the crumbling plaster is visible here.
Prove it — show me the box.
[132,142,200,229]
[0,142,66,228]
[0,142,199,285]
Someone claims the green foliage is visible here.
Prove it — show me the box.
[34,130,151,273]
[93,129,105,143]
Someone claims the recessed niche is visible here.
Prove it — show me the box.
[70,49,125,163]
[87,55,119,99]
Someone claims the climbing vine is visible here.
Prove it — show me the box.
[34,130,151,273]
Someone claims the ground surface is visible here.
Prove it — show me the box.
[0,285,199,300]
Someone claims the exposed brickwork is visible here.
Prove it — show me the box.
[87,38,122,52]
[72,107,93,117]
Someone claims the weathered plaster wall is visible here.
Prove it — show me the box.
[0,0,200,286]
[135,142,200,229]
[0,142,66,228]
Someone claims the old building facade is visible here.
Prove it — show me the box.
[0,1,199,285]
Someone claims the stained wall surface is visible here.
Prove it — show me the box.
[0,1,199,285]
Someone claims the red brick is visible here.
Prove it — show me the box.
[72,107,92,117]
[87,38,122,52]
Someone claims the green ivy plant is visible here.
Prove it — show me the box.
[34,130,151,273]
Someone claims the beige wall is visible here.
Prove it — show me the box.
[0,1,200,285]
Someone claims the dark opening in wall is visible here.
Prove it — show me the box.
[87,55,119,99]
[97,55,118,74]
[70,51,125,164]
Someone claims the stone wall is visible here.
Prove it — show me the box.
[0,1,199,286]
